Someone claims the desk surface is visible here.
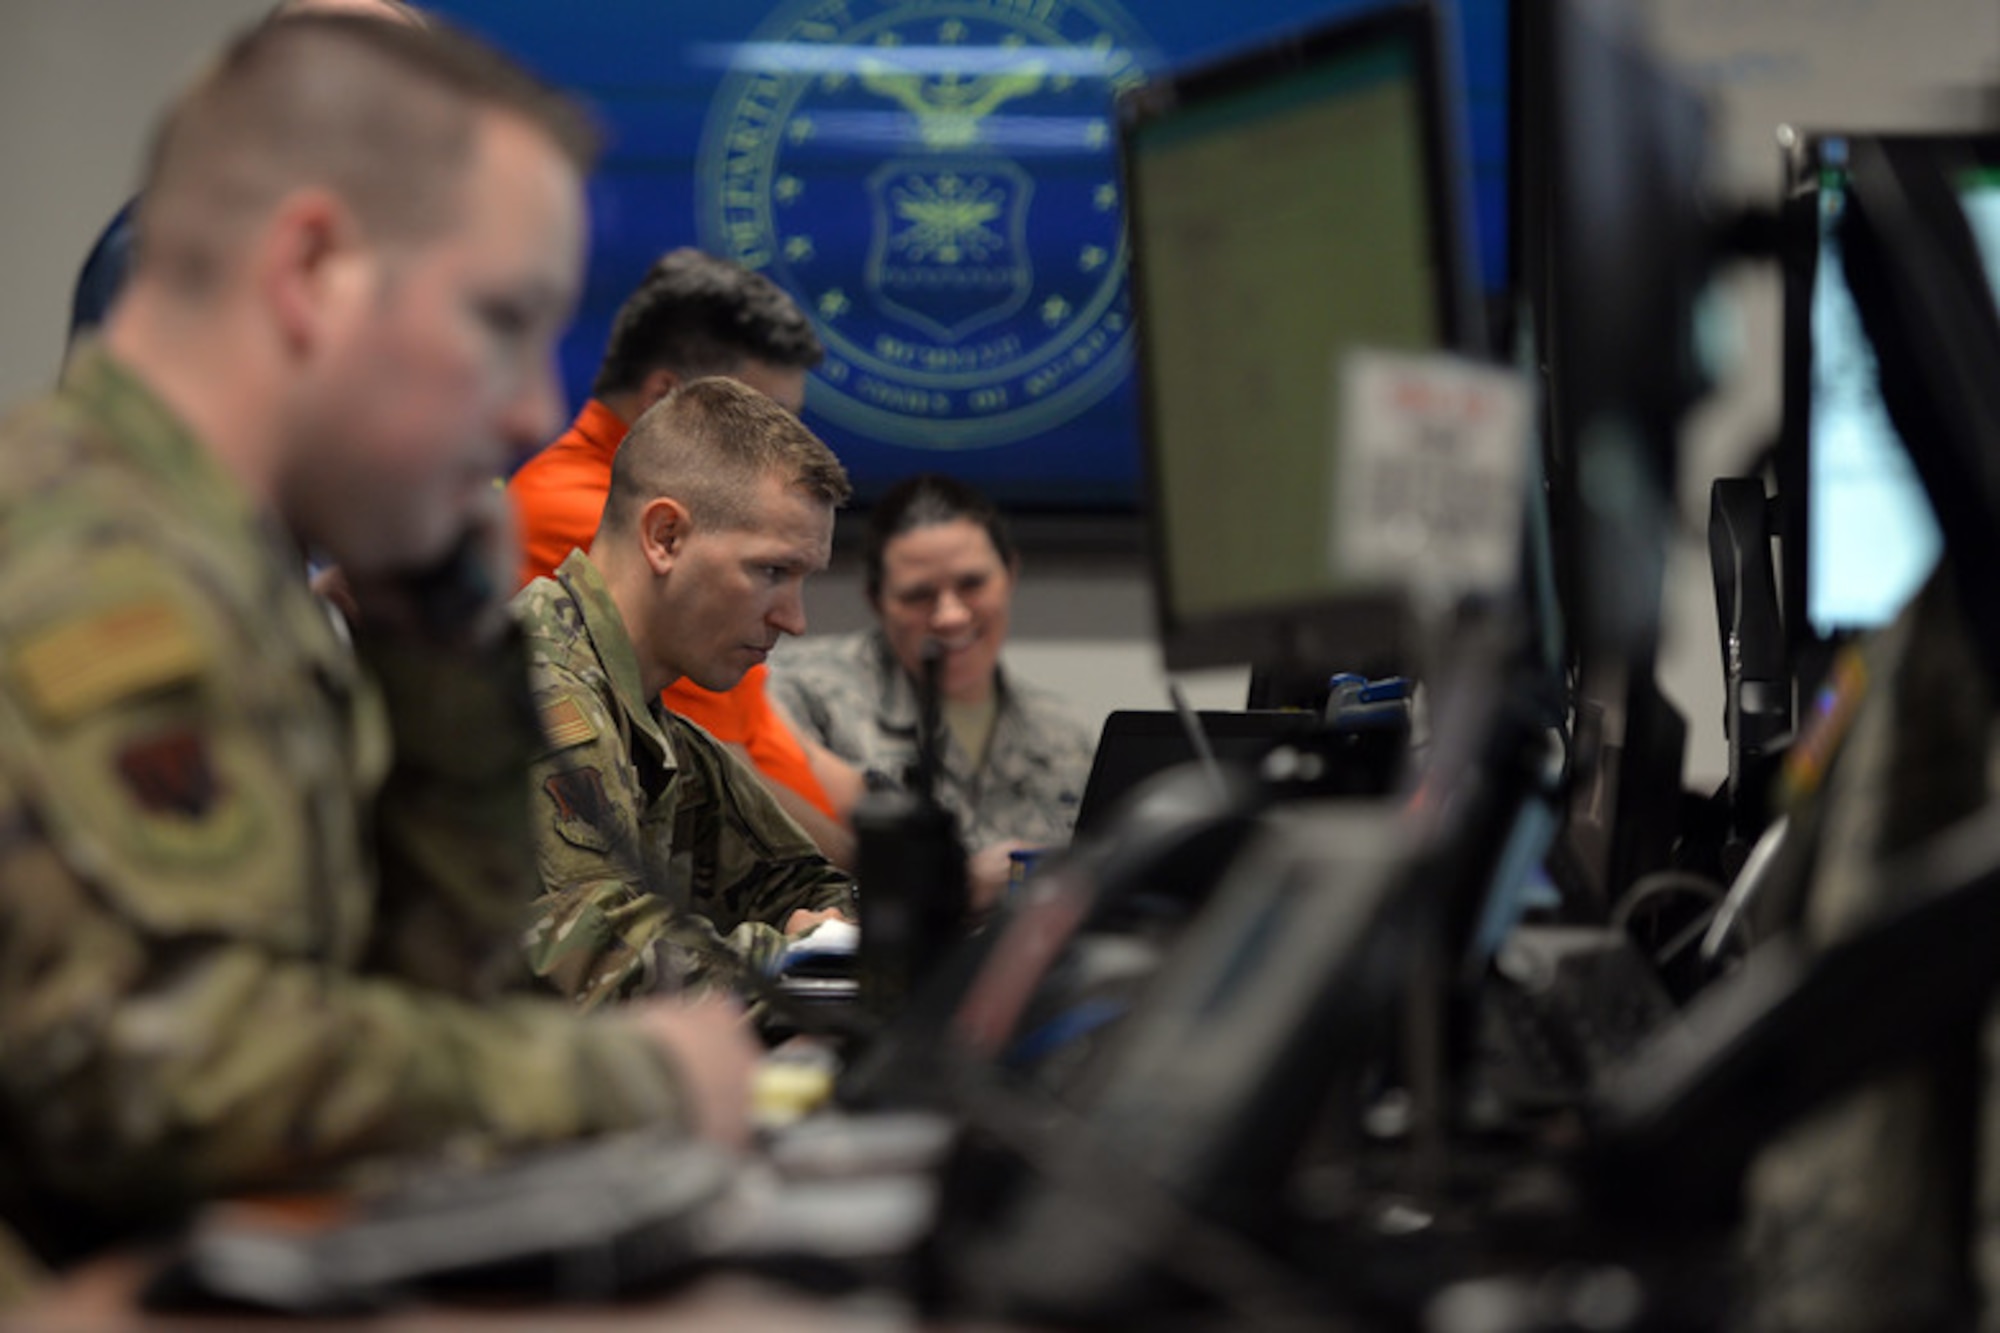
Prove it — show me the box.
[0,1255,988,1333]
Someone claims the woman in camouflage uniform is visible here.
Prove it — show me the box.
[769,474,1093,903]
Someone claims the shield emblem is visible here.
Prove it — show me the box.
[866,157,1034,343]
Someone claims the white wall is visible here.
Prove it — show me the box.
[2,2,1995,779]
[0,1,272,409]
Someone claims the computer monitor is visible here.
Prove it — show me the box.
[1778,132,2000,695]
[1071,710,1322,840]
[1515,0,1711,913]
[1117,0,1481,674]
[1518,0,1710,662]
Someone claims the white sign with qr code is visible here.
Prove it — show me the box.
[1331,349,1533,603]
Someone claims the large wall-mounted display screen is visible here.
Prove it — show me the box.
[426,0,1509,513]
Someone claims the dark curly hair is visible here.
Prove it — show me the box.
[591,248,823,399]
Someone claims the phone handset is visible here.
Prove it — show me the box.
[405,533,497,641]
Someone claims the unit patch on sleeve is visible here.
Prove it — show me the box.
[543,764,617,853]
[116,727,221,820]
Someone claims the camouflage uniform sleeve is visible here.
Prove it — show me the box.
[666,717,858,938]
[519,671,805,1008]
[521,663,655,1004]
[0,559,690,1233]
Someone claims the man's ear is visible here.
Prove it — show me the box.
[637,367,682,414]
[639,496,693,575]
[259,188,366,357]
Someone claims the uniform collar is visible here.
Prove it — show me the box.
[569,399,630,464]
[865,626,1011,736]
[61,342,264,541]
[59,343,356,696]
[554,549,673,761]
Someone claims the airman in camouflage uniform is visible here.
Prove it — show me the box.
[519,550,855,1006]
[765,475,1091,875]
[0,17,754,1273]
[770,627,1092,852]
[515,379,856,1009]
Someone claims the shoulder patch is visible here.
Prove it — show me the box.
[542,765,616,855]
[539,697,597,750]
[12,599,205,724]
[117,727,221,819]
[545,766,612,827]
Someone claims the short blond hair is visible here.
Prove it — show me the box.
[137,14,593,294]
[266,0,425,26]
[603,378,851,536]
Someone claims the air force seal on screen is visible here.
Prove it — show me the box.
[697,0,1156,449]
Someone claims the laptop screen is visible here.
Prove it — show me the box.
[1072,710,1322,839]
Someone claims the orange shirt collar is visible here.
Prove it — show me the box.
[571,398,630,461]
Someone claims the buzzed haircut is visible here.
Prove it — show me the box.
[266,0,425,25]
[136,14,595,295]
[591,249,825,400]
[603,377,851,536]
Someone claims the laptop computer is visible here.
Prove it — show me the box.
[1071,709,1323,840]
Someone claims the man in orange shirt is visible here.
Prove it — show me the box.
[510,249,861,862]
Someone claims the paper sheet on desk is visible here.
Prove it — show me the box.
[778,919,859,972]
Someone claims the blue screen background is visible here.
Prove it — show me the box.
[423,0,1510,513]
